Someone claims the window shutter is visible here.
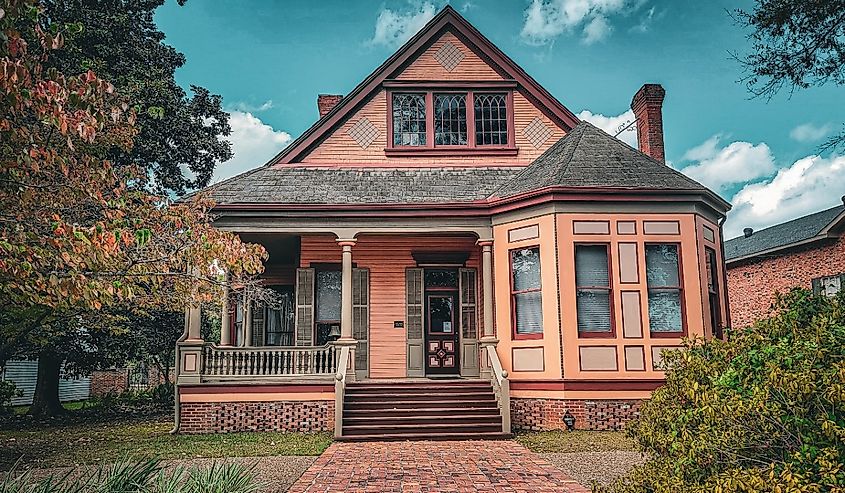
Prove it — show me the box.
[460,268,479,376]
[294,268,315,346]
[251,300,265,346]
[406,268,424,377]
[352,268,369,378]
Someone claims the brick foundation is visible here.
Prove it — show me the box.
[511,397,642,431]
[179,400,334,434]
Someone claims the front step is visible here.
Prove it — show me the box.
[340,380,508,441]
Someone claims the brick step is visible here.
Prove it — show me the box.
[343,407,501,418]
[343,414,502,426]
[346,392,496,402]
[337,431,512,442]
[342,422,503,436]
[344,399,498,410]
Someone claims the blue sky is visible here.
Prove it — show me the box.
[155,0,844,238]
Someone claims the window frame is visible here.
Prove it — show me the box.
[574,242,616,339]
[509,245,544,340]
[644,242,687,338]
[385,84,516,156]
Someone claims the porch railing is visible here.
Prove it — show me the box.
[485,345,511,434]
[201,344,339,378]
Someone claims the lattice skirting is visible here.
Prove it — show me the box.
[179,400,334,434]
[511,397,642,431]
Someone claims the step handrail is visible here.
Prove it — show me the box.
[486,345,511,434]
[334,344,350,439]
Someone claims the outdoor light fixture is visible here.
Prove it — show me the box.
[328,324,341,340]
[563,411,576,431]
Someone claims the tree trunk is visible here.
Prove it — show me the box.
[29,349,65,417]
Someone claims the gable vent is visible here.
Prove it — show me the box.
[523,117,553,149]
[347,118,380,149]
[434,42,465,72]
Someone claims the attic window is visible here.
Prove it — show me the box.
[387,87,516,155]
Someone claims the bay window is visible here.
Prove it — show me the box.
[389,88,513,151]
[646,244,684,335]
[575,244,613,336]
[511,247,543,338]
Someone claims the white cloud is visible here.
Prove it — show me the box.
[724,154,845,238]
[576,109,638,147]
[369,2,437,48]
[789,122,833,143]
[678,135,776,192]
[227,100,274,113]
[520,0,645,45]
[212,111,292,183]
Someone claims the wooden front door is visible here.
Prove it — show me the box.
[425,291,459,375]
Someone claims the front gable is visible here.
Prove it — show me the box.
[274,6,579,167]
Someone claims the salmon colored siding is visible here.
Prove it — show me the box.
[300,234,481,378]
[295,89,565,166]
[291,30,566,167]
[396,32,503,80]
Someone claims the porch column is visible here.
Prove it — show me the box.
[243,294,253,347]
[478,239,497,378]
[336,238,357,379]
[220,283,232,346]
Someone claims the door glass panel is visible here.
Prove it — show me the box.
[425,269,458,288]
[429,296,454,334]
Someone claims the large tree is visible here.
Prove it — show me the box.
[39,0,232,195]
[735,0,845,150]
[0,0,265,416]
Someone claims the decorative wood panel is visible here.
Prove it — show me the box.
[621,291,643,338]
[396,32,502,80]
[573,220,610,235]
[624,346,646,371]
[617,221,637,235]
[618,243,639,283]
[512,347,544,371]
[643,221,680,235]
[508,224,539,243]
[294,268,315,346]
[579,346,618,371]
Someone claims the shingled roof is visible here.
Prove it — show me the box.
[491,122,712,198]
[202,122,728,209]
[725,203,845,263]
[204,166,520,205]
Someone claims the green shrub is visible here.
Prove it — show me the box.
[0,381,22,415]
[601,289,845,492]
[0,457,262,493]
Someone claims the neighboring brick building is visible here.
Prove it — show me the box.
[725,199,845,327]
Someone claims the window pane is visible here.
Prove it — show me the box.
[316,270,341,321]
[515,291,543,334]
[474,93,508,145]
[575,245,609,287]
[512,247,541,291]
[646,244,680,287]
[392,93,426,146]
[429,296,454,333]
[434,94,467,145]
[425,269,458,288]
[648,290,682,332]
[576,289,611,332]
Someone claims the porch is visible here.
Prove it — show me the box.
[174,226,510,437]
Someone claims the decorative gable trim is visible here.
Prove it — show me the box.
[271,5,580,165]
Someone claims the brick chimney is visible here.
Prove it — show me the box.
[317,94,343,118]
[630,84,666,163]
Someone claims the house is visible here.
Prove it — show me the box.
[725,199,845,328]
[1,360,90,406]
[173,6,730,438]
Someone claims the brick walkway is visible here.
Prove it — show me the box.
[288,440,590,492]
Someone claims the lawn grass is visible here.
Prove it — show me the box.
[0,418,332,470]
[515,430,636,454]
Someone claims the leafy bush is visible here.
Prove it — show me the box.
[0,381,22,415]
[0,457,262,493]
[601,289,845,492]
